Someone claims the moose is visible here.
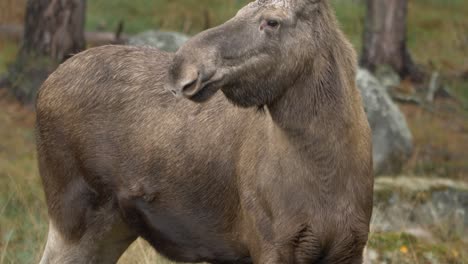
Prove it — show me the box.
[36,0,373,263]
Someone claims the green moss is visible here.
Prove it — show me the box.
[86,0,249,35]
[0,40,18,75]
[368,232,468,263]
[0,102,47,263]
[5,53,58,104]
[368,232,417,251]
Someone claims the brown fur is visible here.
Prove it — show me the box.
[36,0,373,263]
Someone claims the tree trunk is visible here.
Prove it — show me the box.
[360,0,420,80]
[22,0,86,61]
[5,0,86,104]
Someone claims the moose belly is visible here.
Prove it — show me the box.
[119,195,250,263]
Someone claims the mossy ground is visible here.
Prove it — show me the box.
[368,232,467,264]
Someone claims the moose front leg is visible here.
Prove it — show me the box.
[250,246,295,264]
[245,233,295,264]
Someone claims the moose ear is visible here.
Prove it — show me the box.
[297,0,324,5]
[292,0,323,12]
[250,0,321,10]
[257,0,294,8]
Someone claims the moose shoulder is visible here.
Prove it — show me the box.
[36,0,373,263]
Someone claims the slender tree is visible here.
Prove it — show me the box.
[6,0,86,104]
[360,0,420,80]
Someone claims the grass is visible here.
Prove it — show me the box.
[408,0,468,72]
[0,0,25,25]
[0,42,18,74]
[0,0,468,263]
[86,0,248,34]
[0,90,45,263]
[401,101,468,180]
[85,0,366,46]
[368,232,467,263]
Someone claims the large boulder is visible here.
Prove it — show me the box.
[357,69,413,174]
[372,177,468,239]
[374,64,401,93]
[364,177,468,264]
[128,31,190,52]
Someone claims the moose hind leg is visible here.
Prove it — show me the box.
[39,173,137,263]
[40,205,137,264]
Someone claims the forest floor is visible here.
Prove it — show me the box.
[1,0,468,263]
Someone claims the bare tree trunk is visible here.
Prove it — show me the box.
[22,0,86,61]
[360,0,420,80]
[5,0,86,104]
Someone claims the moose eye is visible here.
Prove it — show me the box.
[267,20,279,28]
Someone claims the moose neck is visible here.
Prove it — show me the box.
[267,3,358,138]
[264,39,364,200]
[267,42,357,141]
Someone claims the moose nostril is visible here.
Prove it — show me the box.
[182,79,197,92]
[181,75,201,97]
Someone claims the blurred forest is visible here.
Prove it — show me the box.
[0,0,468,263]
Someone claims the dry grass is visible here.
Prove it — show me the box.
[0,90,44,263]
[0,0,25,25]
[408,0,468,73]
[0,41,18,73]
[401,101,468,179]
[119,239,177,264]
[0,0,23,72]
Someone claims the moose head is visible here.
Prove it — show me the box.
[166,0,337,108]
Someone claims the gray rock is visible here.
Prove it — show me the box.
[374,65,401,93]
[356,69,413,174]
[128,31,190,52]
[372,177,468,239]
[363,248,379,264]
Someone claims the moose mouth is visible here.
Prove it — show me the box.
[184,72,224,103]
[189,81,221,103]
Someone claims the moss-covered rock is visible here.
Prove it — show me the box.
[372,177,468,240]
[365,231,467,264]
